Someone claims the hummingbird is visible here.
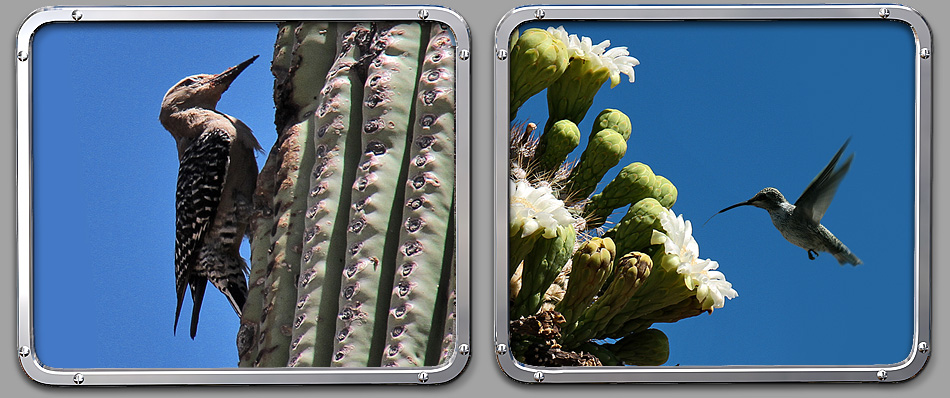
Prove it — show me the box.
[710,138,862,266]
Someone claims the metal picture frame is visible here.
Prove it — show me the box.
[16,5,471,385]
[494,4,931,383]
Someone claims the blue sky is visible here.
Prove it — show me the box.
[515,20,916,366]
[32,23,277,368]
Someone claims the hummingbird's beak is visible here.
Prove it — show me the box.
[717,200,753,214]
[210,55,259,90]
[704,200,753,226]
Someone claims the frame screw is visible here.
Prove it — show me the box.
[458,344,470,355]
[418,372,429,383]
[497,49,508,61]
[16,51,28,62]
[72,10,83,21]
[418,9,429,20]
[458,49,470,61]
[920,48,931,59]
[73,373,85,384]
[534,371,544,382]
[18,346,30,357]
[879,8,890,19]
[918,341,930,353]
[534,9,546,20]
[495,343,508,355]
[877,369,887,381]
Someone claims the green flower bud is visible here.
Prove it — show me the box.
[586,162,657,229]
[561,252,652,348]
[509,28,569,119]
[556,237,616,327]
[607,329,670,366]
[564,129,626,201]
[591,109,632,141]
[534,120,581,175]
[653,175,678,208]
[605,197,666,257]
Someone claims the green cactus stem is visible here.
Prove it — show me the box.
[257,117,316,367]
[333,22,425,367]
[258,21,336,367]
[612,295,705,337]
[289,23,367,367]
[576,342,621,366]
[272,22,298,132]
[437,250,458,365]
[288,23,336,117]
[602,251,698,339]
[543,55,611,133]
[561,252,652,349]
[511,225,576,319]
[563,128,626,201]
[238,21,297,367]
[509,28,569,119]
[555,237,615,327]
[383,23,457,367]
[532,119,580,176]
[539,262,569,312]
[585,162,657,229]
[590,109,632,141]
[238,144,281,366]
[604,328,669,366]
[509,229,542,278]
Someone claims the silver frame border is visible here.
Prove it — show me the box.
[15,5,472,386]
[493,4,932,383]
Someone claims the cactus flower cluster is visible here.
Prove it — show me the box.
[238,21,457,368]
[508,25,736,367]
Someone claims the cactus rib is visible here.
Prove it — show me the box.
[289,23,368,367]
[382,24,457,367]
[511,225,576,319]
[333,22,426,367]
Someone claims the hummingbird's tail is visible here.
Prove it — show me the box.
[832,247,862,266]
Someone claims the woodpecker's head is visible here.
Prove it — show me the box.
[161,55,259,116]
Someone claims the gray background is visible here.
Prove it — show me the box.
[3,0,945,395]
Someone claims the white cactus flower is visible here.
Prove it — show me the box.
[546,26,639,87]
[651,208,738,310]
[510,179,575,239]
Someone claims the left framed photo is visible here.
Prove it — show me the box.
[16,5,470,385]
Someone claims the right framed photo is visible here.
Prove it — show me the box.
[494,4,931,383]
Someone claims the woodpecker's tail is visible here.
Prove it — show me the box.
[173,283,187,336]
[189,279,208,339]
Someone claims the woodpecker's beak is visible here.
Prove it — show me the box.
[210,55,259,89]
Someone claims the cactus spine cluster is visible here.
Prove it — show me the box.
[507,26,735,367]
[238,21,457,368]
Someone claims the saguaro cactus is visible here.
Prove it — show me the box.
[382,24,457,367]
[290,23,368,367]
[239,21,458,368]
[507,25,736,367]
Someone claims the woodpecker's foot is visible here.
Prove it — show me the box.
[808,249,818,260]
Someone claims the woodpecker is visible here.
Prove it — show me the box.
[159,56,263,338]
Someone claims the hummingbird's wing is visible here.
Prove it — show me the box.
[794,138,854,224]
